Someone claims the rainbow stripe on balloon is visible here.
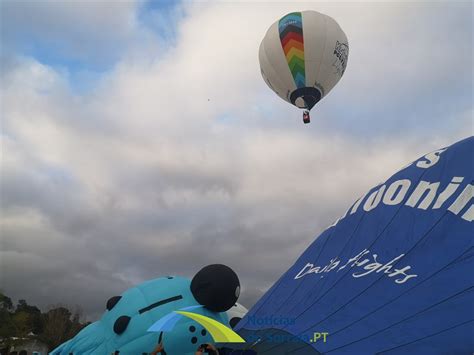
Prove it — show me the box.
[279,12,305,88]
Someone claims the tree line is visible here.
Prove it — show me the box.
[0,292,90,351]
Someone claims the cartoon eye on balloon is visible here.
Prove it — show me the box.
[259,11,349,124]
[148,264,245,343]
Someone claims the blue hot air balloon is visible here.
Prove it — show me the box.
[51,264,243,355]
[236,137,473,354]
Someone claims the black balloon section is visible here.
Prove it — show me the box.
[191,264,240,312]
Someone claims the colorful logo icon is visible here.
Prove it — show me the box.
[148,305,245,343]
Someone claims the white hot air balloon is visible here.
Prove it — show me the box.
[259,11,349,124]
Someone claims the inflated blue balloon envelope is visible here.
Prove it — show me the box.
[50,275,232,355]
[236,137,473,354]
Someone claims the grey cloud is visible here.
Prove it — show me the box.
[0,0,162,68]
[2,122,452,320]
[1,2,472,321]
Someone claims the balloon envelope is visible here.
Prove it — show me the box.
[237,137,474,354]
[51,276,229,355]
[259,11,349,111]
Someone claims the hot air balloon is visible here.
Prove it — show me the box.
[236,137,474,354]
[259,11,349,124]
[51,265,245,355]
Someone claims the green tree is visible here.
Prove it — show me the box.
[0,307,15,338]
[0,292,13,311]
[0,293,89,352]
[13,299,43,335]
[39,306,87,350]
[0,293,17,348]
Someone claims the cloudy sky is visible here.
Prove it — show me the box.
[1,1,472,321]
